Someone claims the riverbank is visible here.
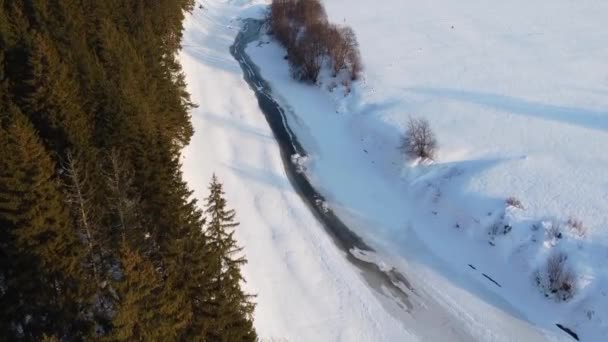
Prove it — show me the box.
[179,0,596,340]
[244,0,608,339]
[243,3,576,341]
[180,2,414,340]
[230,17,423,315]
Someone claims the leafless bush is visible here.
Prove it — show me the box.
[400,117,438,160]
[269,0,293,46]
[289,23,327,82]
[269,0,362,83]
[325,26,346,74]
[293,0,326,26]
[326,26,362,80]
[505,196,524,210]
[343,28,362,80]
[546,223,563,240]
[489,221,512,237]
[566,217,586,237]
[535,251,577,301]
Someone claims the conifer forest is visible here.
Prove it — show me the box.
[0,1,256,340]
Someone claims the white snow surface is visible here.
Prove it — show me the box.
[181,0,608,341]
[181,2,413,341]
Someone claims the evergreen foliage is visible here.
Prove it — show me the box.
[0,1,256,340]
[204,175,256,342]
[0,114,87,339]
[111,244,166,341]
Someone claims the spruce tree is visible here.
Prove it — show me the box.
[22,33,91,153]
[161,227,207,340]
[204,175,256,342]
[111,244,166,341]
[0,114,87,339]
[155,150,213,340]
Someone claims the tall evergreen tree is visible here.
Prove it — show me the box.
[204,175,256,342]
[0,114,87,339]
[110,244,169,341]
[21,33,92,153]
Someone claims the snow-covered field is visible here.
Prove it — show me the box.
[181,0,608,340]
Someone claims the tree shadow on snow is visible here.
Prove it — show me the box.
[407,87,608,133]
[203,112,275,142]
[223,163,293,192]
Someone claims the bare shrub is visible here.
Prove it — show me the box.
[343,27,362,80]
[546,223,563,241]
[269,0,363,83]
[289,23,327,82]
[536,251,577,301]
[326,26,362,80]
[400,117,438,160]
[488,213,512,242]
[270,0,296,47]
[293,0,326,26]
[505,197,525,210]
[489,221,512,237]
[566,217,586,237]
[325,25,346,75]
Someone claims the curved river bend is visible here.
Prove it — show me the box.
[230,18,414,313]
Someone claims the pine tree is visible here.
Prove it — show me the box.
[111,244,167,341]
[153,149,213,340]
[161,227,206,340]
[0,114,88,339]
[204,175,256,342]
[21,33,92,153]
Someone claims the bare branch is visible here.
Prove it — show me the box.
[400,117,438,160]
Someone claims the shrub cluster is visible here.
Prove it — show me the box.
[567,217,586,237]
[505,197,525,210]
[489,220,512,237]
[534,251,577,301]
[270,0,362,83]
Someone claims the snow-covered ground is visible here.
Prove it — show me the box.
[181,0,608,340]
[180,2,414,341]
